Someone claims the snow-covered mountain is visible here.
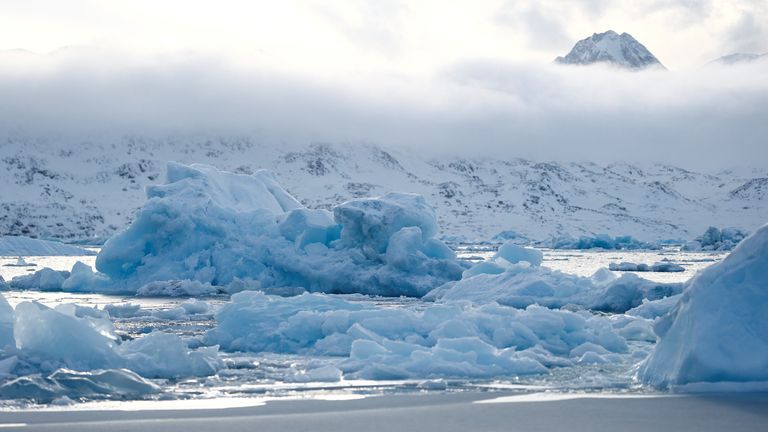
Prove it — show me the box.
[709,52,767,65]
[555,30,664,69]
[1,137,765,243]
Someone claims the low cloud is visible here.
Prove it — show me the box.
[0,49,766,171]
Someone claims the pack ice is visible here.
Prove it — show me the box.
[203,291,635,380]
[425,242,682,313]
[37,162,465,296]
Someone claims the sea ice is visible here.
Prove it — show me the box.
[203,291,630,380]
[0,368,160,403]
[427,259,681,313]
[0,292,221,402]
[10,268,69,291]
[546,234,657,250]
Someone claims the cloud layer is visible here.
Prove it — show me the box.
[0,49,766,170]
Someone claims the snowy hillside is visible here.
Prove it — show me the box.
[709,52,767,65]
[0,137,766,243]
[555,30,664,69]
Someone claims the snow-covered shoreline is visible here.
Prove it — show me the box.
[2,139,765,243]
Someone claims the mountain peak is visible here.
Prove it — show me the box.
[709,52,767,65]
[555,30,665,70]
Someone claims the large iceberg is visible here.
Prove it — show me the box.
[638,224,768,388]
[19,162,464,297]
[204,291,631,380]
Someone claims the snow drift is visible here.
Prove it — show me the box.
[638,224,768,388]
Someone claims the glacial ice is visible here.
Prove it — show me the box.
[683,226,748,251]
[0,294,14,349]
[203,291,631,380]
[426,257,681,313]
[638,224,768,388]
[0,368,160,403]
[626,295,681,320]
[608,262,685,272]
[0,292,221,401]
[10,268,70,291]
[19,162,466,297]
[546,234,657,250]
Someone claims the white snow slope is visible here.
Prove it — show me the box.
[555,30,665,69]
[1,137,766,243]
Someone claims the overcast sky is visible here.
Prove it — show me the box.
[0,0,766,169]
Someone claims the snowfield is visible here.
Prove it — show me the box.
[0,162,766,407]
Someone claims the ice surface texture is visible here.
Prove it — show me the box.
[639,224,768,387]
[683,226,748,251]
[67,162,464,296]
[546,234,657,250]
[427,241,682,313]
[204,291,632,380]
[0,294,221,401]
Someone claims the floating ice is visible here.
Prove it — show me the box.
[546,234,657,250]
[0,292,221,403]
[118,332,221,379]
[626,295,681,320]
[203,291,630,380]
[495,242,543,267]
[639,224,768,388]
[0,293,14,349]
[0,368,160,403]
[427,261,681,313]
[10,268,69,291]
[683,226,748,251]
[12,163,464,297]
[609,262,684,272]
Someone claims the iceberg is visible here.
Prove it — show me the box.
[427,252,681,313]
[546,234,657,250]
[17,162,464,297]
[683,226,748,251]
[10,268,70,291]
[638,224,768,388]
